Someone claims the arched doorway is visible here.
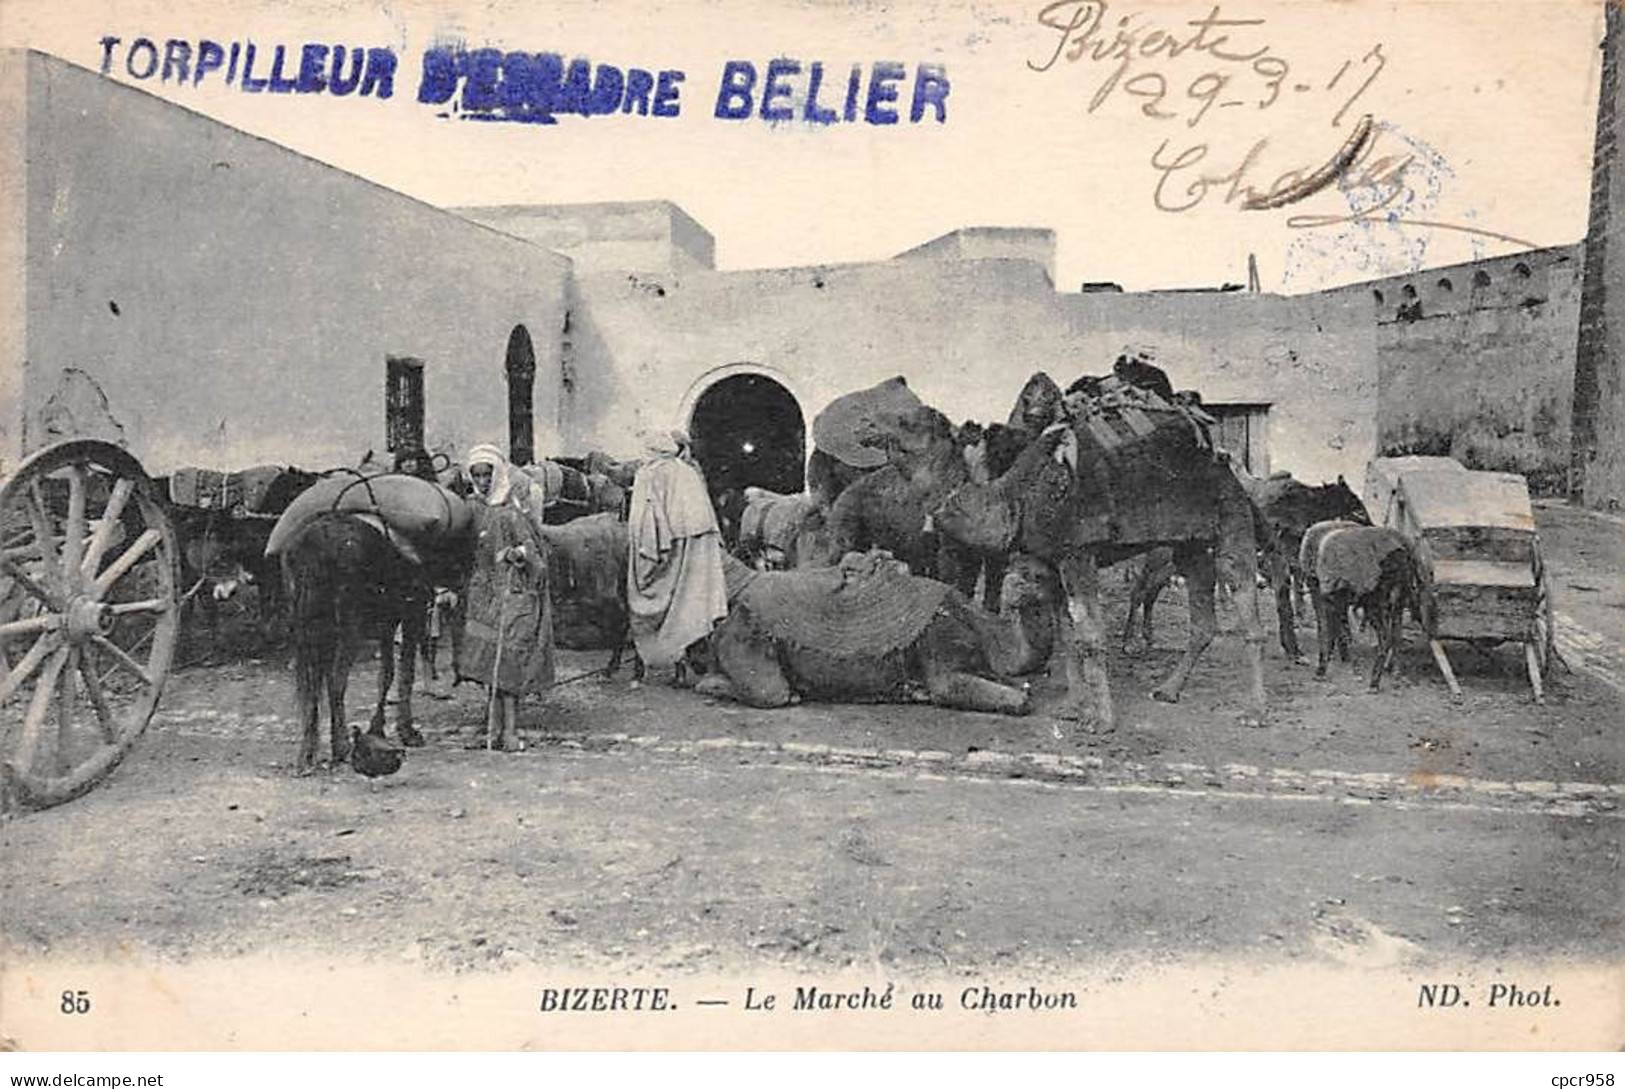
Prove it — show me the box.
[504,324,536,466]
[688,373,806,500]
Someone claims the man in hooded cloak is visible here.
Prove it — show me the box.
[626,429,729,679]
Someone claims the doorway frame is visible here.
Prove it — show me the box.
[1203,400,1273,477]
[504,324,537,466]
[676,363,812,470]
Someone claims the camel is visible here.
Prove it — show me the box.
[693,551,1059,713]
[821,434,963,579]
[820,405,1021,610]
[905,378,1269,730]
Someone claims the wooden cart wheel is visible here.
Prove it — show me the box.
[0,441,179,812]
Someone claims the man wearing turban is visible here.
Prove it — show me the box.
[459,443,554,750]
[626,429,728,681]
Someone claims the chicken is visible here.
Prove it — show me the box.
[349,727,405,778]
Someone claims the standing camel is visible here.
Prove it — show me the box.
[905,380,1269,730]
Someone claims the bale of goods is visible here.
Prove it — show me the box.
[812,376,924,470]
[169,465,287,513]
[1049,377,1227,547]
[265,472,471,557]
[520,460,566,504]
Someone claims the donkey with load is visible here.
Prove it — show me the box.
[266,470,475,771]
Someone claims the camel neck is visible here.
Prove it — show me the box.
[899,441,968,488]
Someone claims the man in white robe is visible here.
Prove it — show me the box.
[627,430,728,677]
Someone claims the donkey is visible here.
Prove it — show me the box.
[280,513,462,772]
[1120,474,1371,660]
[1244,473,1371,662]
[1300,521,1421,690]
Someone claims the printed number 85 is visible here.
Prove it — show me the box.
[60,989,91,1014]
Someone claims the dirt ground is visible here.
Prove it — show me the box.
[2,506,1621,984]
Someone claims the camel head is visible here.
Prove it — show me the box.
[1000,553,1061,611]
[787,505,836,568]
[852,402,949,475]
[1007,372,1064,432]
[865,404,955,468]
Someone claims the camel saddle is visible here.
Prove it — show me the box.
[812,377,923,470]
[731,550,950,657]
[1027,381,1227,550]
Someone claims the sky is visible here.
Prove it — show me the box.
[0,0,1607,292]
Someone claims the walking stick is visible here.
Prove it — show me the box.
[486,551,518,751]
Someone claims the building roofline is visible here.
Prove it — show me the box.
[451,198,712,232]
[1317,239,1585,295]
[15,48,573,274]
[894,224,1057,259]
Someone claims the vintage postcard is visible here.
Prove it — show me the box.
[0,0,1620,1053]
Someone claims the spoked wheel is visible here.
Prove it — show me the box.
[0,441,179,813]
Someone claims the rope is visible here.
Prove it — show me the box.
[543,665,611,690]
[317,468,459,542]
[321,467,385,518]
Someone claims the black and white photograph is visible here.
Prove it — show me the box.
[0,0,1620,1054]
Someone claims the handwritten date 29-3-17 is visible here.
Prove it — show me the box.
[1028,0,1386,132]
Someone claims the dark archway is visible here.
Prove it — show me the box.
[689,374,805,502]
[504,325,536,466]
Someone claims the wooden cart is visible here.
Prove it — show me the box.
[1366,459,1554,702]
[0,441,181,812]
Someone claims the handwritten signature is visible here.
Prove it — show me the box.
[1026,1,1536,249]
[1028,0,1385,130]
[1149,114,1384,213]
[1149,115,1537,248]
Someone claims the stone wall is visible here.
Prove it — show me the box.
[565,255,1377,487]
[455,201,716,276]
[1323,245,1584,496]
[1573,0,1624,509]
[0,51,572,477]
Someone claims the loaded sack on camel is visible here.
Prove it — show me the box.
[518,460,624,521]
[1023,376,1229,557]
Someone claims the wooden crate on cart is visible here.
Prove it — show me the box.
[1373,464,1554,702]
[1363,455,1467,529]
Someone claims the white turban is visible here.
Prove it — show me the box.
[466,443,512,506]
